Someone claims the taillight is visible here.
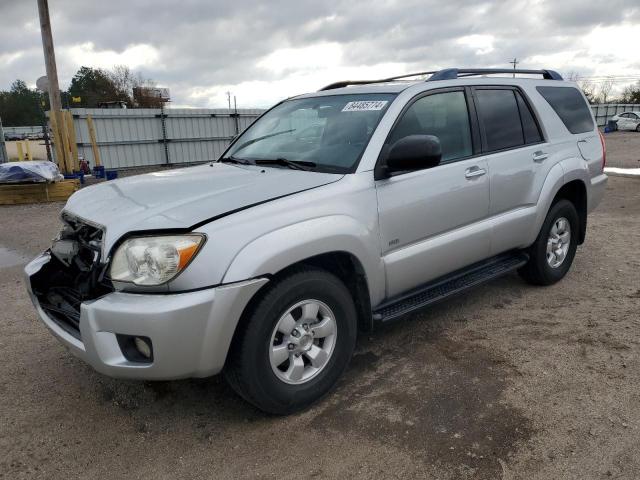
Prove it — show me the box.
[598,131,606,171]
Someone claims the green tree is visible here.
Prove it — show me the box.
[620,81,640,104]
[0,80,47,126]
[68,66,127,107]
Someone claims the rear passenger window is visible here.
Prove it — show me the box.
[536,86,594,134]
[515,92,542,144]
[475,89,524,151]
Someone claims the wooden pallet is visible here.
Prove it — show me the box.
[0,179,80,205]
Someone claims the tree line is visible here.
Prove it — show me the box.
[0,65,164,127]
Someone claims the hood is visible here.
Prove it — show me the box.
[64,163,342,250]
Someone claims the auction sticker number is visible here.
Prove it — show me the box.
[342,101,388,112]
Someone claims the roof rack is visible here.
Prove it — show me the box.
[318,68,563,91]
[429,68,563,81]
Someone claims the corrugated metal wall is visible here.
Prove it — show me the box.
[63,108,264,169]
[36,103,637,169]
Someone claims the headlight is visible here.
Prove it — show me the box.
[109,234,205,286]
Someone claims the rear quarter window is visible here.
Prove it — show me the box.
[536,86,594,134]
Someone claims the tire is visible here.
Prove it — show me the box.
[636,124,640,133]
[518,199,579,286]
[224,267,358,415]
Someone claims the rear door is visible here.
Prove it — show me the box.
[472,86,550,254]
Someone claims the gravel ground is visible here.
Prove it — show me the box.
[0,170,639,478]
[603,131,640,169]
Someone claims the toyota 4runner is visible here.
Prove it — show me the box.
[25,68,607,414]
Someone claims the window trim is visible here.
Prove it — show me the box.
[470,85,546,156]
[374,86,481,179]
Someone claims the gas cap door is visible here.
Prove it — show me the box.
[576,133,603,176]
[576,134,600,161]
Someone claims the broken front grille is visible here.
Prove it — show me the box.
[30,214,112,340]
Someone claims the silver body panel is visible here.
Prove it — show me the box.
[26,76,607,380]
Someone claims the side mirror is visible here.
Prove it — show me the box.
[376,135,442,179]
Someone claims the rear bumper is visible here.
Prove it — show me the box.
[588,173,607,213]
[25,253,268,380]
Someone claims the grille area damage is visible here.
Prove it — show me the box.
[30,214,113,339]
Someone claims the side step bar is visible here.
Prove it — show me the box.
[372,252,529,324]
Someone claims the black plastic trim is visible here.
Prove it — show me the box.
[373,251,529,324]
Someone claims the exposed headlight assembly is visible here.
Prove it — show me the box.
[110,234,205,286]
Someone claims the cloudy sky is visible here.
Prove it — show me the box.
[1,0,639,108]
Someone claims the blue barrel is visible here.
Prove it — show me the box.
[93,165,105,178]
[105,170,118,181]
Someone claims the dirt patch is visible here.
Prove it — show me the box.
[314,330,533,478]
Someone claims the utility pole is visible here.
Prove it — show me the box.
[509,58,519,78]
[226,91,232,111]
[37,0,72,173]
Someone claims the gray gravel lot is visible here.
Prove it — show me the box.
[0,140,639,479]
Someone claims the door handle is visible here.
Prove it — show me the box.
[532,151,548,162]
[465,166,486,179]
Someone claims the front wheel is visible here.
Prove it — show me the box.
[224,268,357,414]
[518,199,579,286]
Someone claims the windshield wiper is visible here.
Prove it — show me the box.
[254,158,317,171]
[218,155,253,165]
[231,129,296,154]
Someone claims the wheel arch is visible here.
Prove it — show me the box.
[551,179,588,244]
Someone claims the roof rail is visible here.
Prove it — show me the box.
[319,71,436,91]
[318,68,563,91]
[428,68,563,81]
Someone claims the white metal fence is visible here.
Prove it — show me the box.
[57,107,264,169]
[10,102,635,169]
[2,125,44,137]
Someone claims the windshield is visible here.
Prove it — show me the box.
[222,93,396,173]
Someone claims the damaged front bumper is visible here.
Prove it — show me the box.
[25,252,268,380]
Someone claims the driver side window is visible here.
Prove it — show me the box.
[388,91,473,162]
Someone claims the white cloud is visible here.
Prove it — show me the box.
[61,42,161,71]
[457,35,495,55]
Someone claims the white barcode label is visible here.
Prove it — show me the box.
[342,100,388,112]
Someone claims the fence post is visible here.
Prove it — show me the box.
[0,116,7,163]
[65,110,79,170]
[25,140,33,161]
[86,114,102,167]
[160,103,170,164]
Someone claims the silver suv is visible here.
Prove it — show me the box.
[26,68,607,414]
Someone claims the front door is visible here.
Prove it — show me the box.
[375,89,491,299]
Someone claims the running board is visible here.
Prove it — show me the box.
[373,252,529,323]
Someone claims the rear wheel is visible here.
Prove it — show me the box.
[636,123,640,132]
[224,268,357,414]
[519,199,579,285]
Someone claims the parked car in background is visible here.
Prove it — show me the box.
[611,111,640,131]
[25,67,607,414]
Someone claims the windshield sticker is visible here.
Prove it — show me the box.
[342,100,388,112]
